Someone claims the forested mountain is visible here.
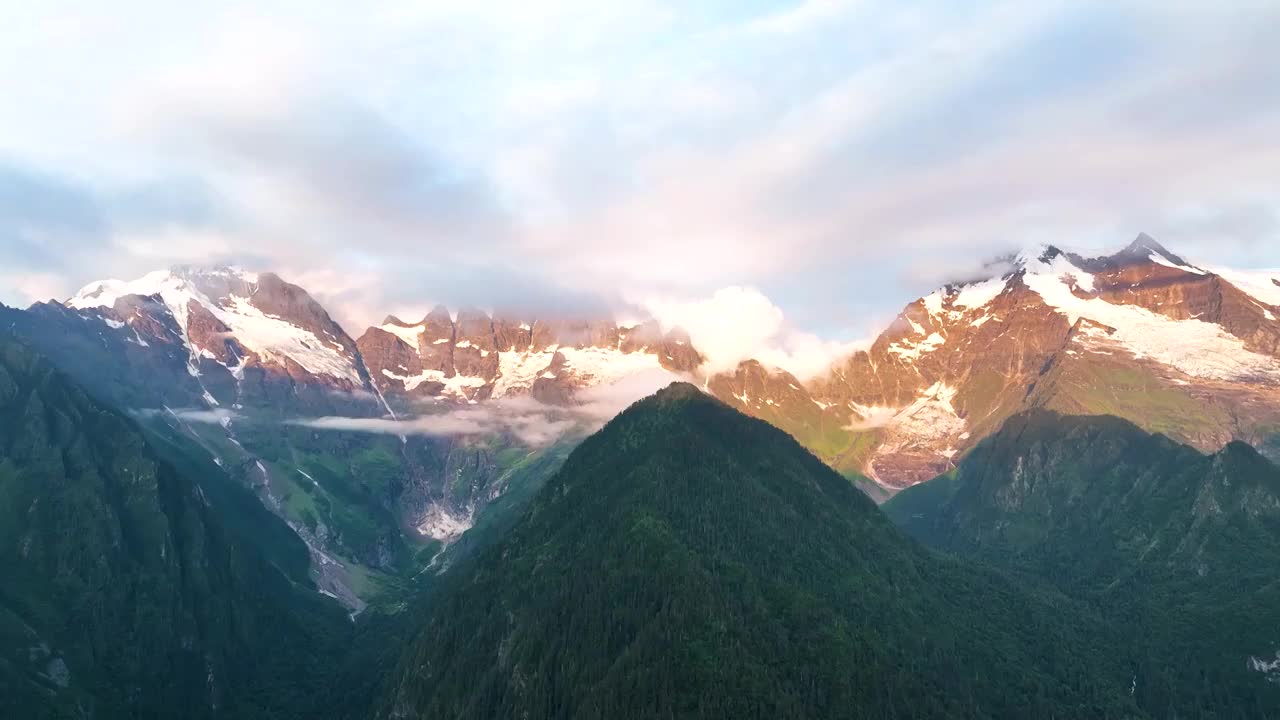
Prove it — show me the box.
[7,311,1278,719]
[886,410,1280,715]
[376,383,1143,719]
[0,332,353,719]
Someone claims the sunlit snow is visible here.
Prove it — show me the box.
[69,269,362,383]
[1022,256,1280,383]
[378,322,425,347]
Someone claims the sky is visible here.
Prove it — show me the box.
[2,0,1278,379]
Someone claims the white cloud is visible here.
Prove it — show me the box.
[641,286,867,379]
[1,0,1278,339]
[288,369,681,445]
[3,272,68,304]
[134,407,239,425]
[738,0,861,36]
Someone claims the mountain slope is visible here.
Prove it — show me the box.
[885,410,1280,714]
[717,235,1280,490]
[68,265,368,390]
[377,383,1140,719]
[4,266,377,414]
[0,332,353,719]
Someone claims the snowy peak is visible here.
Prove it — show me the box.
[356,307,702,404]
[784,234,1280,489]
[65,266,367,392]
[1127,231,1174,257]
[1118,232,1198,270]
[30,236,1280,495]
[1048,235,1202,278]
[70,265,260,310]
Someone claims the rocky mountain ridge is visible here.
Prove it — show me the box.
[8,234,1280,496]
[714,234,1280,489]
[358,308,701,403]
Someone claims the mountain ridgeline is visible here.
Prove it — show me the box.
[886,410,1280,715]
[5,234,1280,496]
[0,333,352,719]
[376,384,1141,719]
[4,234,1280,718]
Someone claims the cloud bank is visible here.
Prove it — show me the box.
[1,1,1278,345]
[288,369,681,446]
[642,286,867,379]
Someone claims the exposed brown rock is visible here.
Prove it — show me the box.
[453,308,499,381]
[357,327,423,393]
[185,300,246,366]
[418,306,456,375]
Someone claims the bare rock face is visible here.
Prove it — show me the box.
[493,316,533,352]
[529,319,559,352]
[530,352,576,405]
[111,294,185,345]
[185,300,244,367]
[453,308,499,383]
[357,327,423,391]
[418,306,457,375]
[358,306,703,405]
[654,326,703,373]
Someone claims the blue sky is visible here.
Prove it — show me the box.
[1,0,1278,375]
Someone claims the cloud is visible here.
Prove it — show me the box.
[134,407,238,425]
[1,0,1278,341]
[641,287,866,379]
[0,162,104,271]
[288,369,681,445]
[145,97,506,249]
[738,0,860,37]
[0,159,246,307]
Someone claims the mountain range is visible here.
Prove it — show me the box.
[5,248,1280,716]
[4,234,1279,608]
[6,234,1278,491]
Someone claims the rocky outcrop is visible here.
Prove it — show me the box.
[185,299,243,366]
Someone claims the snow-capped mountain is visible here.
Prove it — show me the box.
[11,265,702,414]
[4,266,376,414]
[714,234,1280,489]
[0,266,710,577]
[6,234,1279,497]
[68,265,368,392]
[6,233,1278,619]
[358,308,702,403]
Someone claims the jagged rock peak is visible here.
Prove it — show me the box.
[1127,231,1166,253]
[1118,232,1190,265]
[422,305,453,325]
